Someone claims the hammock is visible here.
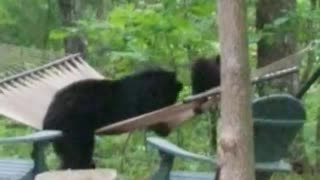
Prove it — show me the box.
[0,50,304,135]
[0,54,104,129]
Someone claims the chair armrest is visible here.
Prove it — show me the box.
[256,160,292,172]
[147,137,292,173]
[147,137,216,165]
[0,130,62,144]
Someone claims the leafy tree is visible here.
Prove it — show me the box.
[50,1,219,78]
[0,0,61,49]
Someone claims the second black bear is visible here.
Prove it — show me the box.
[191,55,221,95]
[191,56,221,179]
[43,68,182,169]
[191,55,221,113]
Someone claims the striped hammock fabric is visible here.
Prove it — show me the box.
[0,54,104,129]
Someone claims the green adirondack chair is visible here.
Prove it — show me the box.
[0,130,62,180]
[148,94,305,180]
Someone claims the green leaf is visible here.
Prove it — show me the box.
[273,16,289,27]
[190,3,213,16]
[49,29,68,40]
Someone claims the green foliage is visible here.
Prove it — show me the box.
[50,1,219,78]
[302,84,320,166]
[0,118,33,159]
[0,0,61,49]
[1,0,320,179]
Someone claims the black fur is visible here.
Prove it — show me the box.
[43,69,182,169]
[191,56,221,179]
[191,55,221,113]
[191,55,220,95]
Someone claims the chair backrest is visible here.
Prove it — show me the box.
[252,94,305,162]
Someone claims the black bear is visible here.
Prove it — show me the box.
[191,55,221,113]
[191,55,220,95]
[43,68,182,169]
[191,56,221,179]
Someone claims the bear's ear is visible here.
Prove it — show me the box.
[215,55,220,64]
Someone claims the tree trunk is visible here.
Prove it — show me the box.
[58,0,86,56]
[96,0,106,20]
[256,0,296,67]
[256,0,297,94]
[217,0,255,180]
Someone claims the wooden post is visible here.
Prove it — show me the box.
[58,0,86,56]
[216,0,255,180]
